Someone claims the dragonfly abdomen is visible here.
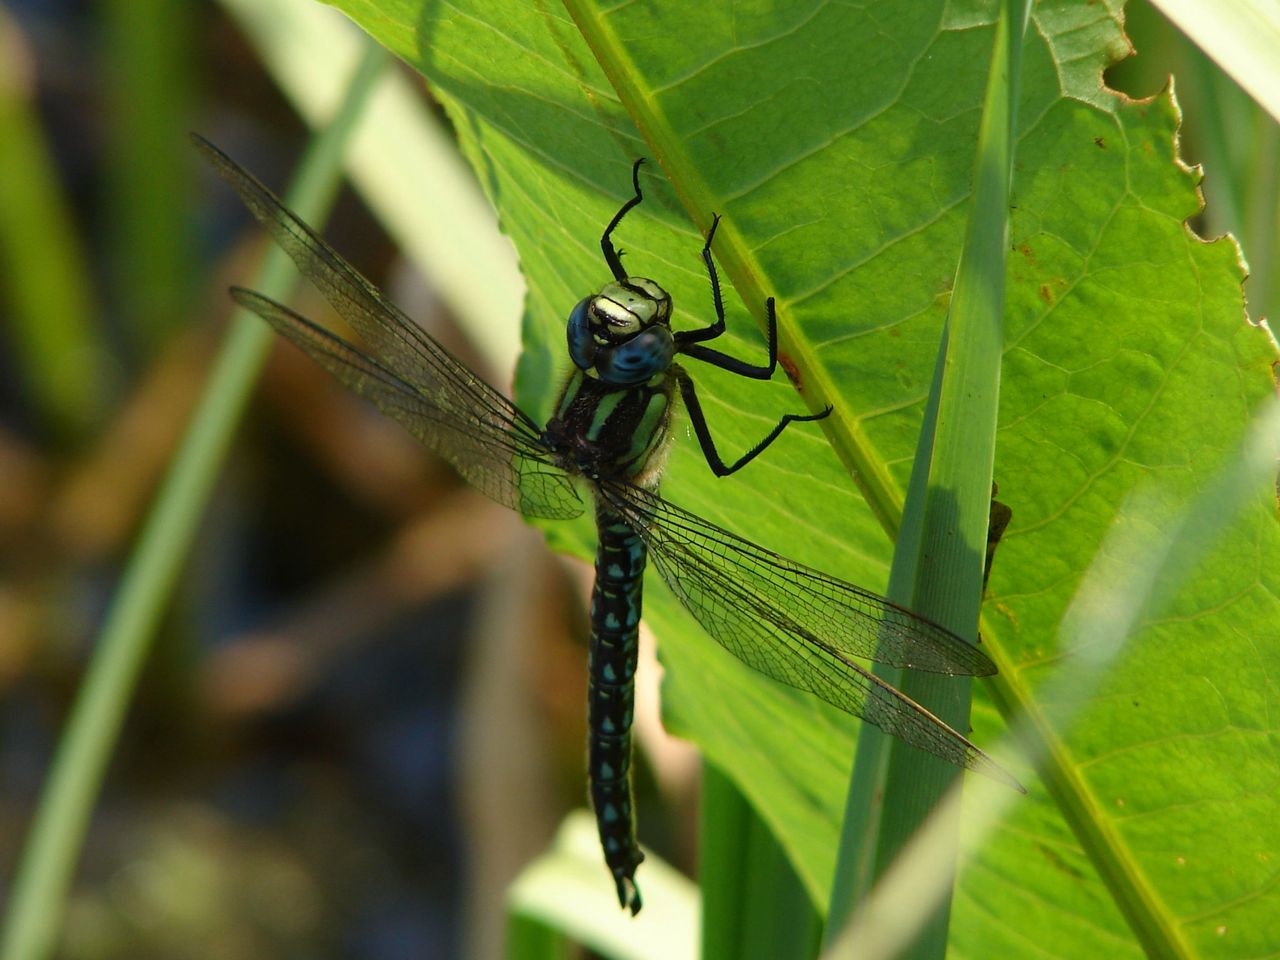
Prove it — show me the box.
[587,505,647,914]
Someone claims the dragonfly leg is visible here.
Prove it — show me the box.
[679,295,792,381]
[675,213,729,346]
[601,158,647,281]
[675,216,779,371]
[984,483,1013,588]
[676,368,831,477]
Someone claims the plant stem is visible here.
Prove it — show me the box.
[0,40,388,960]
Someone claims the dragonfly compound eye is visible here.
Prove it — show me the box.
[592,294,644,335]
[595,280,671,333]
[595,326,675,385]
[567,296,598,369]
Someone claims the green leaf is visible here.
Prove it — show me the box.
[327,0,1276,954]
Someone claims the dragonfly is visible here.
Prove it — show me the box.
[195,135,1016,915]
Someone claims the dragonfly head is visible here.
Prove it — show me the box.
[567,279,675,385]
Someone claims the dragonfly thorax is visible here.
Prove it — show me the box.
[568,279,675,386]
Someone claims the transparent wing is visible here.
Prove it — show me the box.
[598,481,1019,788]
[234,290,582,519]
[197,135,582,521]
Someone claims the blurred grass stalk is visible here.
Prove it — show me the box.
[1148,0,1280,128]
[0,9,105,441]
[824,0,1029,956]
[220,0,525,376]
[0,40,388,960]
[102,0,195,355]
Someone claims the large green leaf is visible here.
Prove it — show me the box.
[326,0,1277,953]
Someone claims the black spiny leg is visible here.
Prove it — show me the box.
[677,364,831,477]
[674,222,791,380]
[675,213,728,346]
[672,216,833,475]
[601,158,647,281]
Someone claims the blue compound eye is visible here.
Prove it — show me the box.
[596,326,675,385]
[567,296,597,369]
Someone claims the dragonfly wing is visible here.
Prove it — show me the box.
[197,136,493,395]
[235,289,583,520]
[598,481,1016,787]
[601,484,994,674]
[197,135,582,520]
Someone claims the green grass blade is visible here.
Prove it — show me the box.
[0,42,388,960]
[826,3,1029,954]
